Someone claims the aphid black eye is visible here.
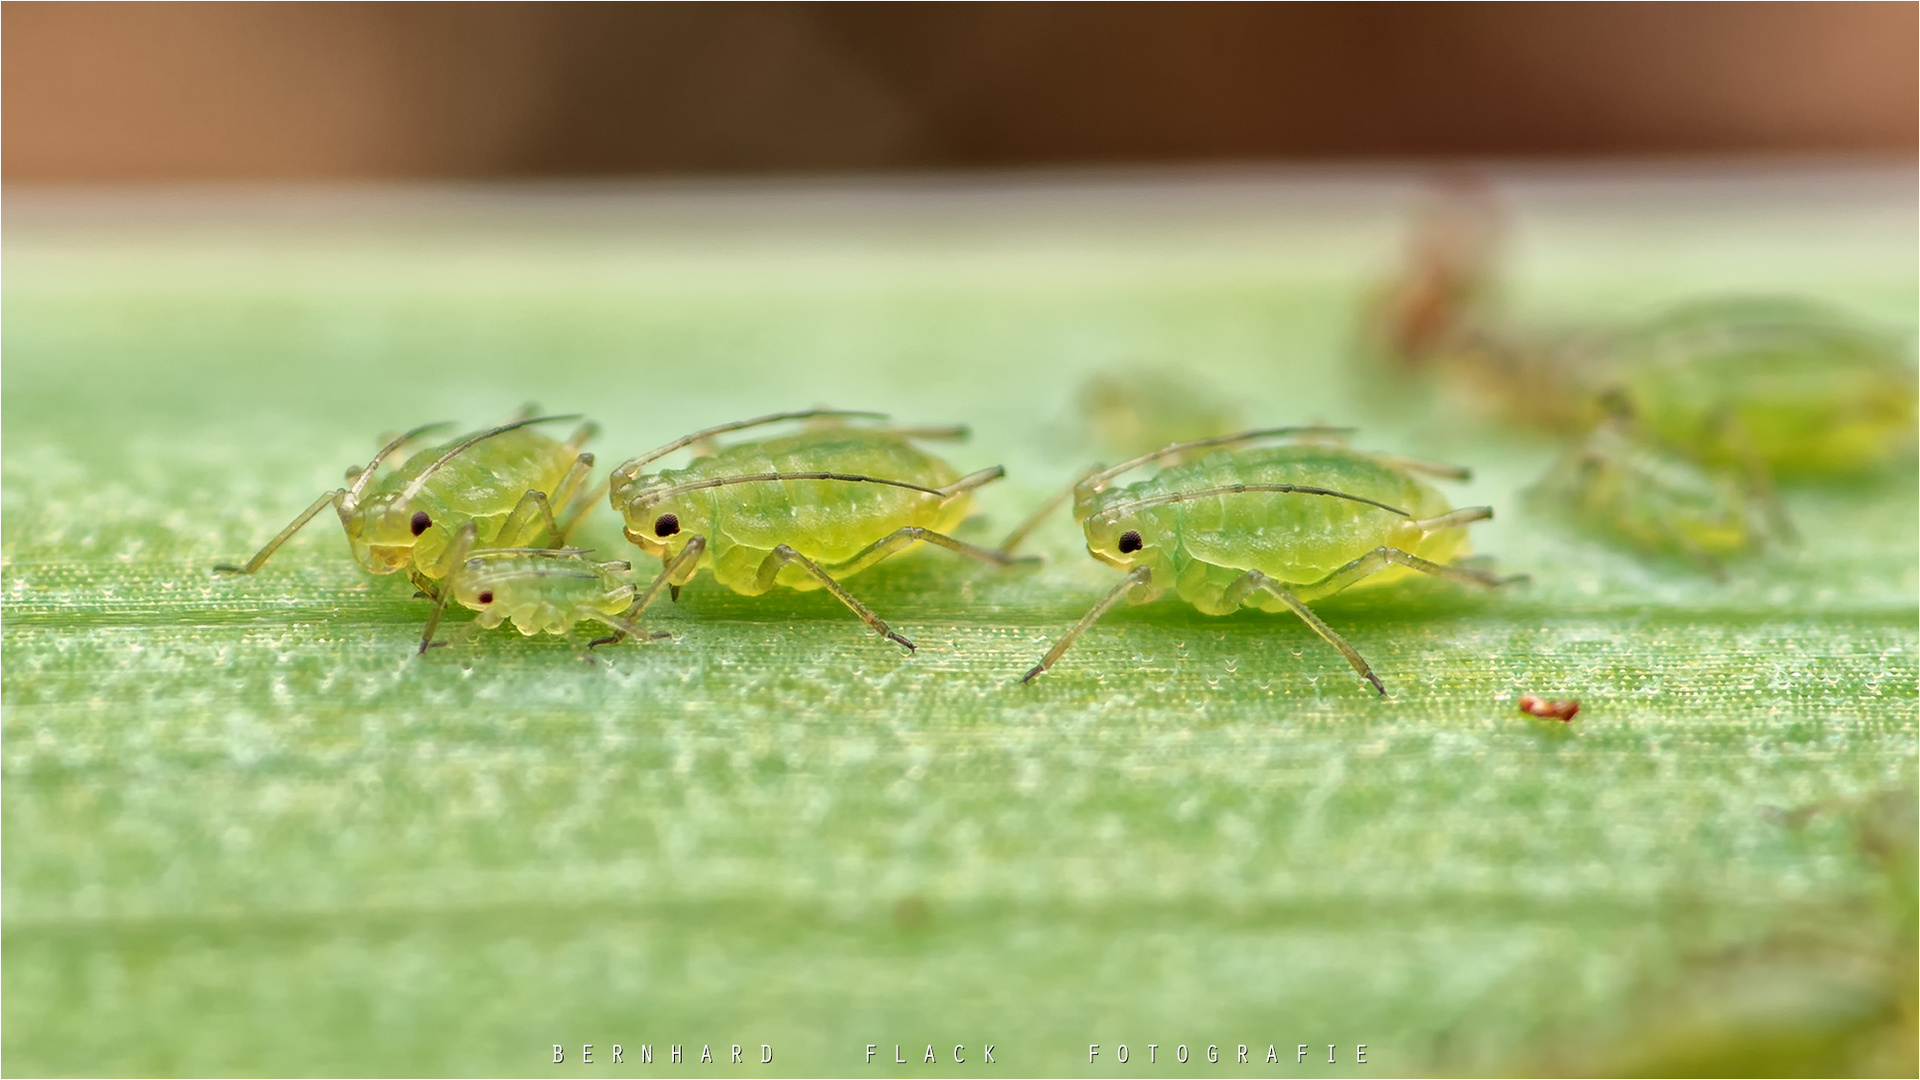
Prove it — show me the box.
[410,510,432,536]
[476,591,494,605]
[653,513,680,537]
[1117,530,1144,554]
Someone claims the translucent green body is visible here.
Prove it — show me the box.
[1591,299,1918,476]
[449,553,636,637]
[347,427,589,586]
[1079,445,1469,615]
[612,429,970,593]
[1530,422,1757,560]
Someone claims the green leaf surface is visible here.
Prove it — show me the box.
[5,173,1916,1076]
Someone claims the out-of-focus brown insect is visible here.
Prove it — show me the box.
[1517,694,1579,722]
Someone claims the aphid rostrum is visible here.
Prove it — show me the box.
[1009,428,1521,694]
[215,411,600,628]
[607,410,1026,651]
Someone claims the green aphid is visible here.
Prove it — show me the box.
[1008,428,1522,694]
[1079,367,1245,461]
[1585,297,1918,478]
[1528,418,1771,579]
[215,411,600,646]
[607,410,1027,652]
[428,547,664,652]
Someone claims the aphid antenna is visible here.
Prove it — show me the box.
[996,464,1102,557]
[1087,483,1413,522]
[616,409,891,476]
[884,424,971,442]
[627,471,949,508]
[1369,454,1473,481]
[1083,426,1355,491]
[398,415,582,504]
[342,421,454,510]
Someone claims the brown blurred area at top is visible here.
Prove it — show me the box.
[4,1,1914,182]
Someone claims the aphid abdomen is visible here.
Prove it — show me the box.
[679,432,967,593]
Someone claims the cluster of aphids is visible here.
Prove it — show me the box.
[1365,179,1918,579]
[215,408,1524,695]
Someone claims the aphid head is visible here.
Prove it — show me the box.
[614,475,702,560]
[341,492,437,574]
[1081,501,1156,572]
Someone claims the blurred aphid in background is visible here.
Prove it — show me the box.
[1078,365,1245,462]
[1364,180,1919,574]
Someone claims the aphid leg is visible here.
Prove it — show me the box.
[1410,506,1494,531]
[754,544,916,652]
[546,452,598,542]
[416,522,478,654]
[939,466,1007,498]
[580,609,673,651]
[213,489,345,574]
[825,527,1033,578]
[1235,574,1386,696]
[1716,412,1798,545]
[1021,565,1153,682]
[1290,546,1525,604]
[1368,454,1473,482]
[621,536,709,631]
[562,422,599,454]
[497,489,564,550]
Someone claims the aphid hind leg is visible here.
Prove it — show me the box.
[213,489,346,574]
[754,545,915,652]
[1289,546,1524,604]
[1223,570,1386,696]
[1021,565,1153,682]
[823,526,1032,578]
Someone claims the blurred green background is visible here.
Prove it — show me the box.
[3,169,1915,1075]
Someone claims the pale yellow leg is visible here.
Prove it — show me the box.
[753,544,914,651]
[1020,565,1153,682]
[213,490,345,574]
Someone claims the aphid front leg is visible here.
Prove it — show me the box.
[1222,570,1386,696]
[1021,565,1153,682]
[624,536,708,626]
[754,544,916,652]
[417,521,479,654]
[213,489,345,574]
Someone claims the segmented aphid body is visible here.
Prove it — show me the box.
[1080,445,1469,614]
[1529,420,1761,574]
[1018,429,1517,694]
[217,413,598,594]
[608,411,1019,651]
[448,550,641,639]
[1589,299,1918,476]
[617,428,972,593]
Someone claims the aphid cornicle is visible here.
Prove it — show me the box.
[215,411,600,649]
[1010,428,1523,694]
[607,410,1027,651]
[431,547,665,651]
